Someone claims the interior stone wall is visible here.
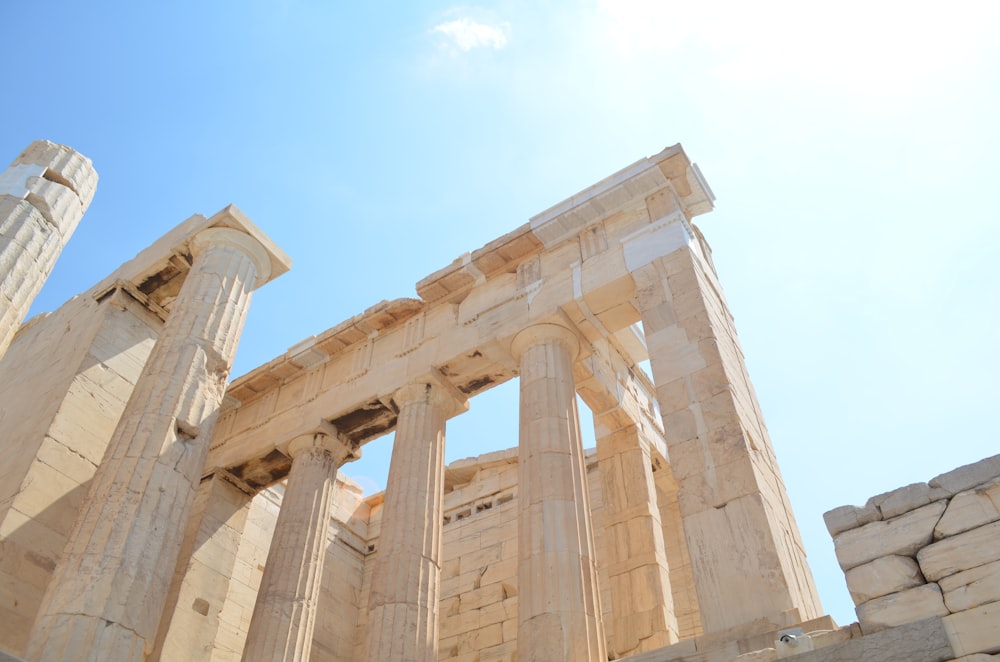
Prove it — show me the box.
[0,291,161,655]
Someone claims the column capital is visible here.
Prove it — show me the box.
[393,379,468,418]
[287,424,360,466]
[510,322,581,362]
[191,226,272,285]
[393,381,450,410]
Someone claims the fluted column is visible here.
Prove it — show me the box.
[27,227,272,662]
[364,382,450,662]
[512,323,606,662]
[242,429,359,662]
[0,140,97,359]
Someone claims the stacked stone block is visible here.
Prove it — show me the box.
[212,488,281,660]
[437,451,520,662]
[632,230,822,634]
[826,454,1000,657]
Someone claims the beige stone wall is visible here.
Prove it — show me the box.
[213,487,280,661]
[313,478,369,661]
[162,475,369,662]
[826,454,1000,657]
[0,290,161,655]
[435,451,519,662]
[653,460,702,640]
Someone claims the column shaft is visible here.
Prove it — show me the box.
[596,425,678,656]
[634,249,822,632]
[0,141,97,359]
[364,383,448,662]
[27,228,270,661]
[242,433,356,662]
[513,324,606,662]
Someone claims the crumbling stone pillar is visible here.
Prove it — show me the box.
[0,141,97,359]
[632,244,822,633]
[242,429,359,662]
[26,227,272,662]
[596,424,679,656]
[364,383,450,662]
[511,323,606,662]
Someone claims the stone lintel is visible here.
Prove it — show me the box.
[576,339,666,458]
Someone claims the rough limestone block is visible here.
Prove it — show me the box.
[867,482,950,520]
[944,602,1000,657]
[931,455,1000,496]
[735,648,777,661]
[919,520,1000,582]
[773,617,954,662]
[824,502,882,537]
[807,625,857,650]
[858,583,949,633]
[946,655,1000,661]
[940,559,1000,613]
[834,501,946,571]
[935,479,1000,540]
[846,555,926,605]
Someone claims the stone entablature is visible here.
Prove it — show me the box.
[207,144,712,478]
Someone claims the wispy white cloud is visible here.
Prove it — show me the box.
[432,17,509,53]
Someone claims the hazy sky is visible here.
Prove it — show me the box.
[3,0,998,629]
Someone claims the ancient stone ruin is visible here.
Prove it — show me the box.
[0,140,997,661]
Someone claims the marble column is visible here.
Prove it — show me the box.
[511,323,606,662]
[242,429,359,662]
[596,424,679,656]
[364,383,450,662]
[0,140,97,359]
[27,227,272,662]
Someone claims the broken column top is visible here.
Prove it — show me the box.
[2,140,99,210]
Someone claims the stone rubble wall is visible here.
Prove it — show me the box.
[824,454,1000,655]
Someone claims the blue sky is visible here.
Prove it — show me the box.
[3,0,998,629]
